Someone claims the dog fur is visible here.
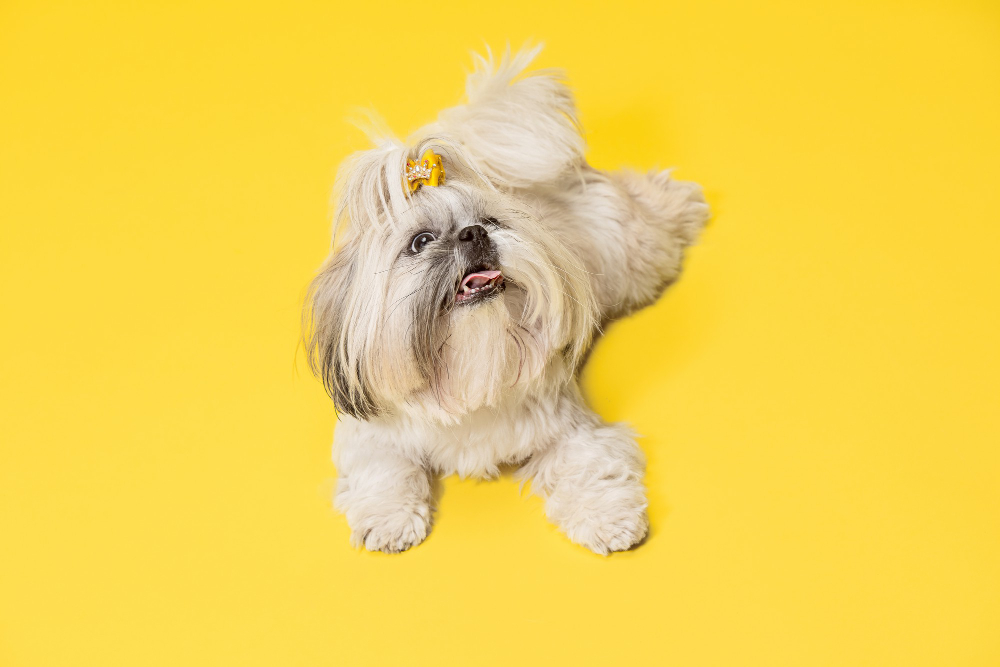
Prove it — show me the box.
[305,46,709,554]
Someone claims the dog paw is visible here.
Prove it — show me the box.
[350,506,431,554]
[547,484,649,555]
[571,508,649,555]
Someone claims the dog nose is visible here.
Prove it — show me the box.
[458,224,487,243]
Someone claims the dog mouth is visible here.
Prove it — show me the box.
[455,268,504,305]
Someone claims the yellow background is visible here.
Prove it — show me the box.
[2,0,998,664]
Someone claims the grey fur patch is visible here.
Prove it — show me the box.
[304,244,384,420]
[408,248,461,383]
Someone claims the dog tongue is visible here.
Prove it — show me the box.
[460,270,502,290]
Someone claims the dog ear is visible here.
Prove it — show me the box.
[304,240,384,420]
[437,45,585,188]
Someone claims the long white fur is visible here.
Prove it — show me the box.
[305,46,709,554]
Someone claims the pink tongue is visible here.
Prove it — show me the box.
[461,270,502,289]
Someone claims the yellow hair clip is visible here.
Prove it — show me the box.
[404,149,446,193]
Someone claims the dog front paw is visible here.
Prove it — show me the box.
[349,505,432,554]
[541,485,650,555]
[566,505,649,555]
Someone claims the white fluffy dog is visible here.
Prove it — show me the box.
[305,46,709,554]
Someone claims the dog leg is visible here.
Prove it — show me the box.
[334,434,433,554]
[519,402,649,554]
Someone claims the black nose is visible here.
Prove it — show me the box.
[458,224,487,243]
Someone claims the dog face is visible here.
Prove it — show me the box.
[305,153,595,422]
[305,47,600,422]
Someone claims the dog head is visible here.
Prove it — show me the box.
[305,47,597,421]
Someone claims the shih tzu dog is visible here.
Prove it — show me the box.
[304,46,709,554]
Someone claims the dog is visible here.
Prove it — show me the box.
[304,46,709,554]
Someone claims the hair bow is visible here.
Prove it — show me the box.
[404,150,446,193]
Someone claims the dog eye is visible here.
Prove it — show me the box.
[482,216,500,227]
[410,231,436,253]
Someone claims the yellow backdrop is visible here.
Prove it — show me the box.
[2,1,998,665]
